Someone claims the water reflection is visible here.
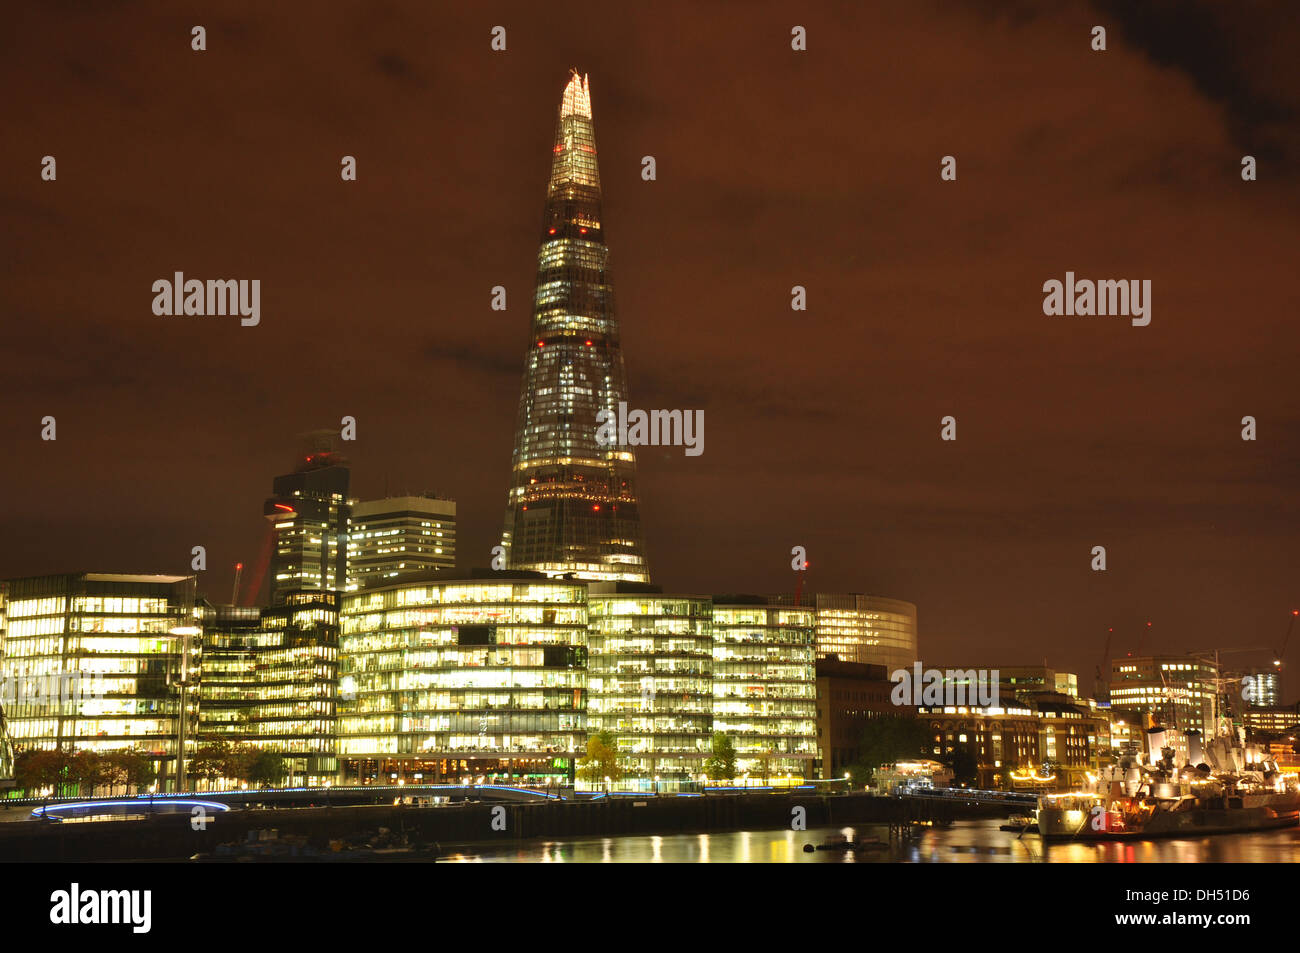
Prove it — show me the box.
[439,818,1300,863]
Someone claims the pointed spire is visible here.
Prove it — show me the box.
[561,68,592,119]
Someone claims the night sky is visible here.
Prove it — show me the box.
[3,2,1297,689]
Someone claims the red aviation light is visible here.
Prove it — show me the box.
[537,341,545,347]
[592,505,601,512]
[584,339,593,346]
[548,227,557,235]
[579,226,588,235]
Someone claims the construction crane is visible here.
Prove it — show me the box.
[793,554,809,606]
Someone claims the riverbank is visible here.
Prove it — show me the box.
[0,792,1002,861]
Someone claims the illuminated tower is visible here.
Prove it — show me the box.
[264,435,351,604]
[501,70,649,582]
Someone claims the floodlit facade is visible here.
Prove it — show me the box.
[338,573,588,784]
[711,601,818,779]
[586,585,713,779]
[349,495,457,590]
[265,449,351,604]
[501,70,649,583]
[0,573,199,788]
[770,593,917,671]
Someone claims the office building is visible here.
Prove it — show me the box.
[196,594,339,785]
[586,584,713,780]
[264,443,351,604]
[1108,656,1217,737]
[711,599,817,779]
[0,573,199,788]
[770,592,917,672]
[814,659,897,780]
[349,495,457,589]
[338,572,588,785]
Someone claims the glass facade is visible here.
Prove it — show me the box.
[264,452,351,604]
[501,70,649,583]
[0,573,198,788]
[348,495,457,590]
[174,595,342,786]
[587,586,713,779]
[771,592,918,672]
[339,574,588,784]
[712,603,818,778]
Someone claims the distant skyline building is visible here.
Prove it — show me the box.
[264,443,351,604]
[501,70,649,583]
[770,593,917,672]
[349,495,457,590]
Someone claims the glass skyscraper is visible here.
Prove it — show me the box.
[501,70,649,583]
[264,444,351,604]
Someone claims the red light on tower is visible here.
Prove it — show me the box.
[592,504,601,512]
[548,227,557,235]
[537,341,545,348]
[584,339,592,346]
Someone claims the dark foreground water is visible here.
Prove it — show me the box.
[438,818,1300,863]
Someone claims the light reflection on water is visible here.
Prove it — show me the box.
[438,819,1300,863]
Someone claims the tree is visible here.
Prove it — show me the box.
[577,730,623,786]
[702,732,737,782]
[246,751,288,788]
[226,743,259,785]
[846,714,932,788]
[189,740,234,787]
[101,749,157,795]
[14,749,65,795]
[65,749,106,796]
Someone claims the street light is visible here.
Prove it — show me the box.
[168,625,201,794]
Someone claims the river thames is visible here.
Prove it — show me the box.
[438,818,1300,863]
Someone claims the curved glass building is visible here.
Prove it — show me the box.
[338,573,588,785]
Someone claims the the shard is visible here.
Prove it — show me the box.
[501,70,649,582]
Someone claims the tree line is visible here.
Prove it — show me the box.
[11,739,288,797]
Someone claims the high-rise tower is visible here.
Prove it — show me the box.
[264,434,351,604]
[501,70,649,582]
